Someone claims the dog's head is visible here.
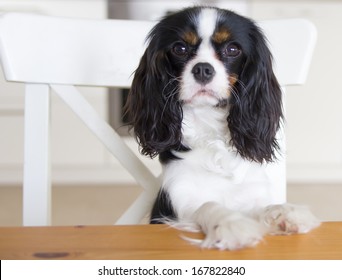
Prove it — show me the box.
[126,6,283,163]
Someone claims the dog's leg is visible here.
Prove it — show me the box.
[192,202,265,250]
[259,203,320,235]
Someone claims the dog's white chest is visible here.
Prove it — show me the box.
[181,105,229,148]
[162,105,273,219]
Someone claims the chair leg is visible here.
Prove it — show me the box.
[51,85,159,190]
[51,84,160,224]
[23,84,51,226]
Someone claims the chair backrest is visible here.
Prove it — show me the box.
[0,13,316,226]
[259,18,317,86]
[0,13,316,87]
[0,13,154,87]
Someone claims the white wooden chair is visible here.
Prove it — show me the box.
[0,13,316,226]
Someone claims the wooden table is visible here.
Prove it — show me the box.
[0,222,341,260]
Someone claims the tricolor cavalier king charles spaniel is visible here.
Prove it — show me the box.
[125,6,319,250]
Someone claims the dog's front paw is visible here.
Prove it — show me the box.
[200,213,264,250]
[262,204,320,235]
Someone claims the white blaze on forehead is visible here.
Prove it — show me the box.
[197,8,218,41]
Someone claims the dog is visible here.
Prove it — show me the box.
[125,6,320,250]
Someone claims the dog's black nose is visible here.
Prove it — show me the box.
[191,62,216,84]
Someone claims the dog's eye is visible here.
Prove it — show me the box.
[223,44,241,58]
[172,43,188,57]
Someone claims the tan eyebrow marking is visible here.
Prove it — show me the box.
[182,31,199,45]
[212,28,231,44]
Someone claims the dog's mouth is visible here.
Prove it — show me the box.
[183,90,215,104]
[194,89,217,98]
[183,88,228,106]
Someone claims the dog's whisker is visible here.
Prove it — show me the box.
[160,79,181,118]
